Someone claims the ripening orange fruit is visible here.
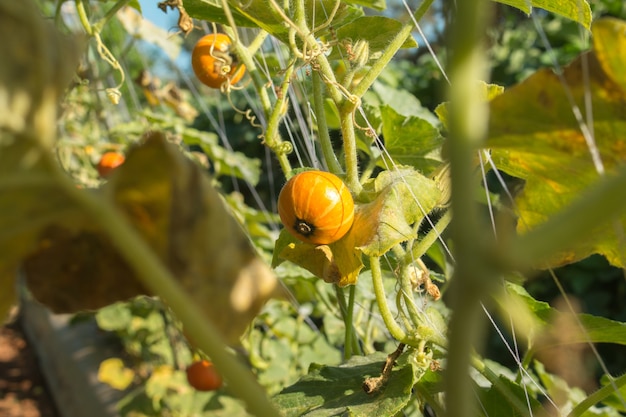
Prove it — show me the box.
[186,360,223,391]
[97,151,125,178]
[278,170,355,245]
[191,33,246,89]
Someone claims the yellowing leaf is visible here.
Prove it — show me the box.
[355,168,442,256]
[97,358,135,390]
[275,230,364,287]
[106,133,278,343]
[487,18,626,268]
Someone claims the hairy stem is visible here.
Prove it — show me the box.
[444,1,493,417]
[370,256,407,341]
[312,72,342,174]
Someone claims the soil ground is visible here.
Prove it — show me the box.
[0,316,60,417]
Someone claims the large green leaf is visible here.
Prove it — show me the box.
[492,0,591,29]
[487,18,626,268]
[273,352,417,417]
[328,16,417,60]
[182,0,258,27]
[184,0,363,44]
[478,375,543,417]
[380,105,443,173]
[506,282,626,348]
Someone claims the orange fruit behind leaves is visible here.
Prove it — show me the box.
[278,171,355,245]
[191,33,246,89]
[97,152,125,178]
[186,360,222,391]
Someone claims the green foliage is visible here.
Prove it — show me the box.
[273,351,420,416]
[492,0,592,28]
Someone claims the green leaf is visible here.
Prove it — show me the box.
[184,0,363,44]
[143,111,262,185]
[273,352,416,417]
[329,16,416,60]
[182,0,258,27]
[343,0,386,11]
[478,375,543,417]
[435,81,504,131]
[599,373,626,412]
[380,105,443,173]
[487,18,626,268]
[96,302,134,331]
[536,311,626,347]
[491,0,591,29]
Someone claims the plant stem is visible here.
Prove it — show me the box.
[473,356,539,417]
[222,26,293,176]
[339,102,362,194]
[350,23,412,99]
[93,0,130,33]
[56,173,281,417]
[444,1,493,417]
[313,72,342,174]
[264,60,296,176]
[347,284,361,356]
[370,256,407,342]
[335,285,360,359]
[568,372,626,417]
[75,0,94,35]
[350,0,435,99]
[405,209,452,264]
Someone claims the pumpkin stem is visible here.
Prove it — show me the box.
[294,218,315,237]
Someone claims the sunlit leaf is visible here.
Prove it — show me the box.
[182,0,258,27]
[328,16,416,60]
[105,133,278,343]
[435,81,504,131]
[478,375,543,417]
[353,168,442,256]
[184,0,362,43]
[273,352,417,417]
[98,358,135,390]
[380,105,443,173]
[599,374,626,412]
[487,18,626,268]
[274,229,364,287]
[492,0,591,29]
[344,0,386,11]
[506,282,626,348]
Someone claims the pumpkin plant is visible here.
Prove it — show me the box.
[3,0,626,417]
[191,33,246,89]
[277,170,355,245]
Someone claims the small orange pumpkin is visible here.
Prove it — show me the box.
[191,33,246,89]
[97,151,125,178]
[186,360,223,391]
[278,170,355,245]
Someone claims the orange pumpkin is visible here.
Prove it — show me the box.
[278,171,354,245]
[97,151,125,178]
[191,33,246,89]
[186,360,223,391]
